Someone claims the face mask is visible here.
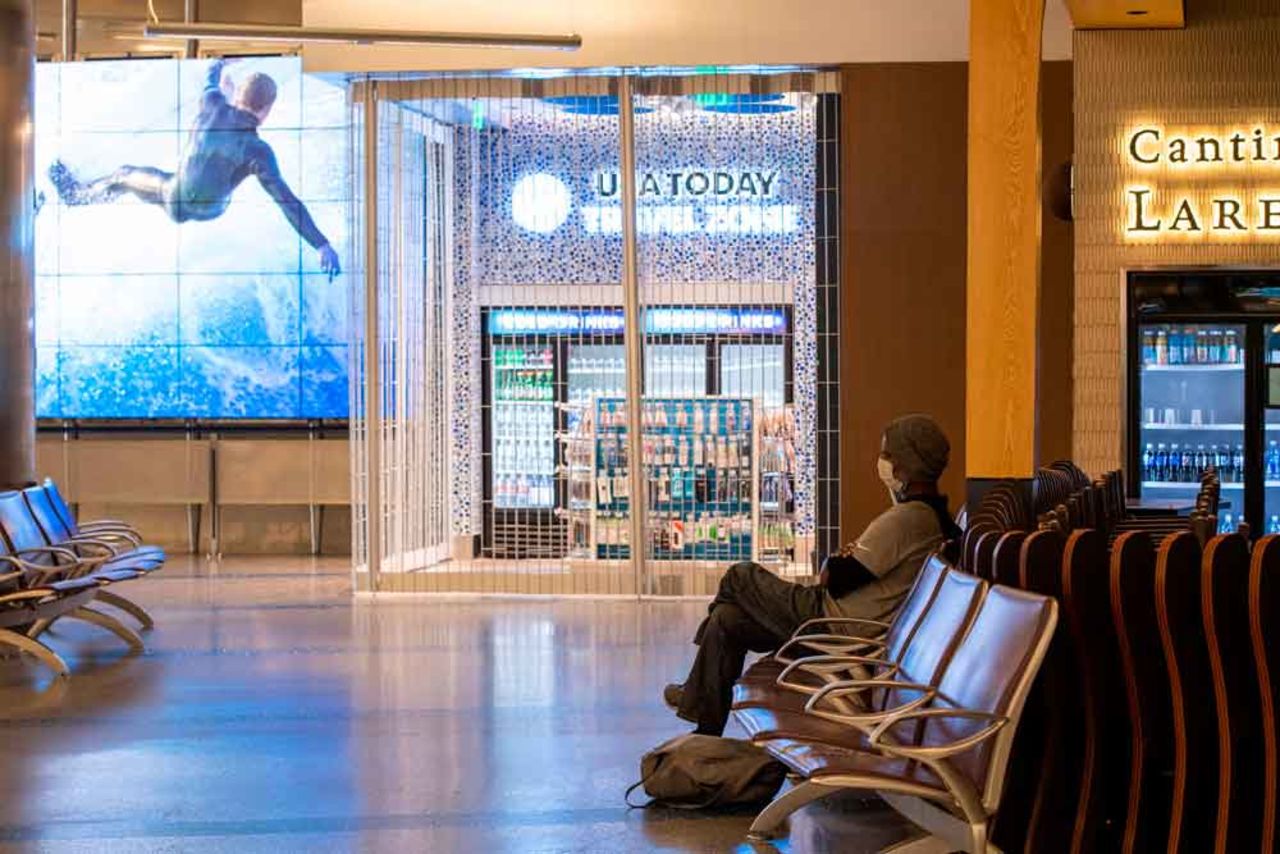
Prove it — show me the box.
[877,457,904,503]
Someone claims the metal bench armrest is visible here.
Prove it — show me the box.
[867,707,1008,759]
[792,616,890,636]
[776,654,897,692]
[774,633,886,664]
[803,680,938,726]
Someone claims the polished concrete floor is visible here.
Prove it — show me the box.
[0,557,914,853]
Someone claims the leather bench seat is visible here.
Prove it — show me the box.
[766,739,947,796]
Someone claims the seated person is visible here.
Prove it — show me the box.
[664,413,959,736]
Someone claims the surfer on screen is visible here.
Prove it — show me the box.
[48,58,340,281]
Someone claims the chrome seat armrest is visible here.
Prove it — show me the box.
[866,707,1008,759]
[774,633,886,664]
[791,616,890,637]
[803,679,938,727]
[776,654,898,693]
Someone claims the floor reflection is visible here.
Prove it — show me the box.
[0,557,911,852]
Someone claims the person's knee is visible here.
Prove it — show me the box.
[722,561,761,589]
[704,602,745,637]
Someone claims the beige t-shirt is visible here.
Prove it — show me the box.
[823,500,944,623]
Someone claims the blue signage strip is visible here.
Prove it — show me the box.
[487,307,788,337]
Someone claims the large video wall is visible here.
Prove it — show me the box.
[34,57,350,419]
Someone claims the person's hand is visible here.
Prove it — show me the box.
[318,244,341,280]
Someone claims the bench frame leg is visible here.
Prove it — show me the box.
[746,780,841,840]
[879,791,1000,854]
[0,627,70,677]
[94,590,154,631]
[66,607,144,654]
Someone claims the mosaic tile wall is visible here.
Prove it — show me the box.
[471,97,816,285]
[1074,2,1280,476]
[449,130,481,535]
[447,93,819,537]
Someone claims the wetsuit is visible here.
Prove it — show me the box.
[50,60,330,250]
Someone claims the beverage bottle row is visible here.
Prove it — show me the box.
[494,473,555,508]
[1142,327,1241,366]
[568,356,625,401]
[496,368,553,401]
[493,410,553,440]
[492,436,554,473]
[495,347,553,368]
[1267,440,1280,480]
[597,400,750,432]
[1141,442,1243,482]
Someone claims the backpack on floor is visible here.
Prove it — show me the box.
[625,733,788,809]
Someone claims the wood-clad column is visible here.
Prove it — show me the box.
[967,0,1044,492]
[0,0,35,489]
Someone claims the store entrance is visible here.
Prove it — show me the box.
[352,68,837,595]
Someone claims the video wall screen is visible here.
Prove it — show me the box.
[34,57,350,419]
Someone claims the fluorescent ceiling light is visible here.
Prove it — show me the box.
[142,22,582,50]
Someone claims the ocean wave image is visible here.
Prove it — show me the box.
[34,57,351,419]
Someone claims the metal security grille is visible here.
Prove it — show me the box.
[349,82,453,583]
[349,69,840,596]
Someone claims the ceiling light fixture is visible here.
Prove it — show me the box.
[142,22,582,50]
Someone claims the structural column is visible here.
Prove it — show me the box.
[0,0,35,489]
[966,0,1044,497]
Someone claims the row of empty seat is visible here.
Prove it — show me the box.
[0,478,164,678]
[962,468,1276,853]
[728,459,1278,852]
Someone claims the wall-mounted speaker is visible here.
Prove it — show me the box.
[1046,159,1074,223]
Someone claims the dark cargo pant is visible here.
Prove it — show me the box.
[678,561,824,736]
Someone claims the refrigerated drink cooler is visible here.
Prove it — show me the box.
[482,305,795,560]
[1129,271,1280,536]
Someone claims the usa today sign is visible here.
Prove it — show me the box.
[510,167,800,237]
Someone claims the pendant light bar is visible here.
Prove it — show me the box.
[142,22,581,50]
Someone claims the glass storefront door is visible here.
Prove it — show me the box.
[351,69,834,594]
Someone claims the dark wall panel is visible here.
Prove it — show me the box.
[839,63,969,540]
[839,61,1075,541]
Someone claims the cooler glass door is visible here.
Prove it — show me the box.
[1137,322,1245,532]
[1263,326,1280,534]
[567,344,626,410]
[491,342,556,510]
[719,343,785,409]
[644,344,707,397]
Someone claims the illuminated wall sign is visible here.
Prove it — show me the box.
[487,307,789,337]
[473,101,815,285]
[1123,124,1280,238]
[510,167,799,237]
